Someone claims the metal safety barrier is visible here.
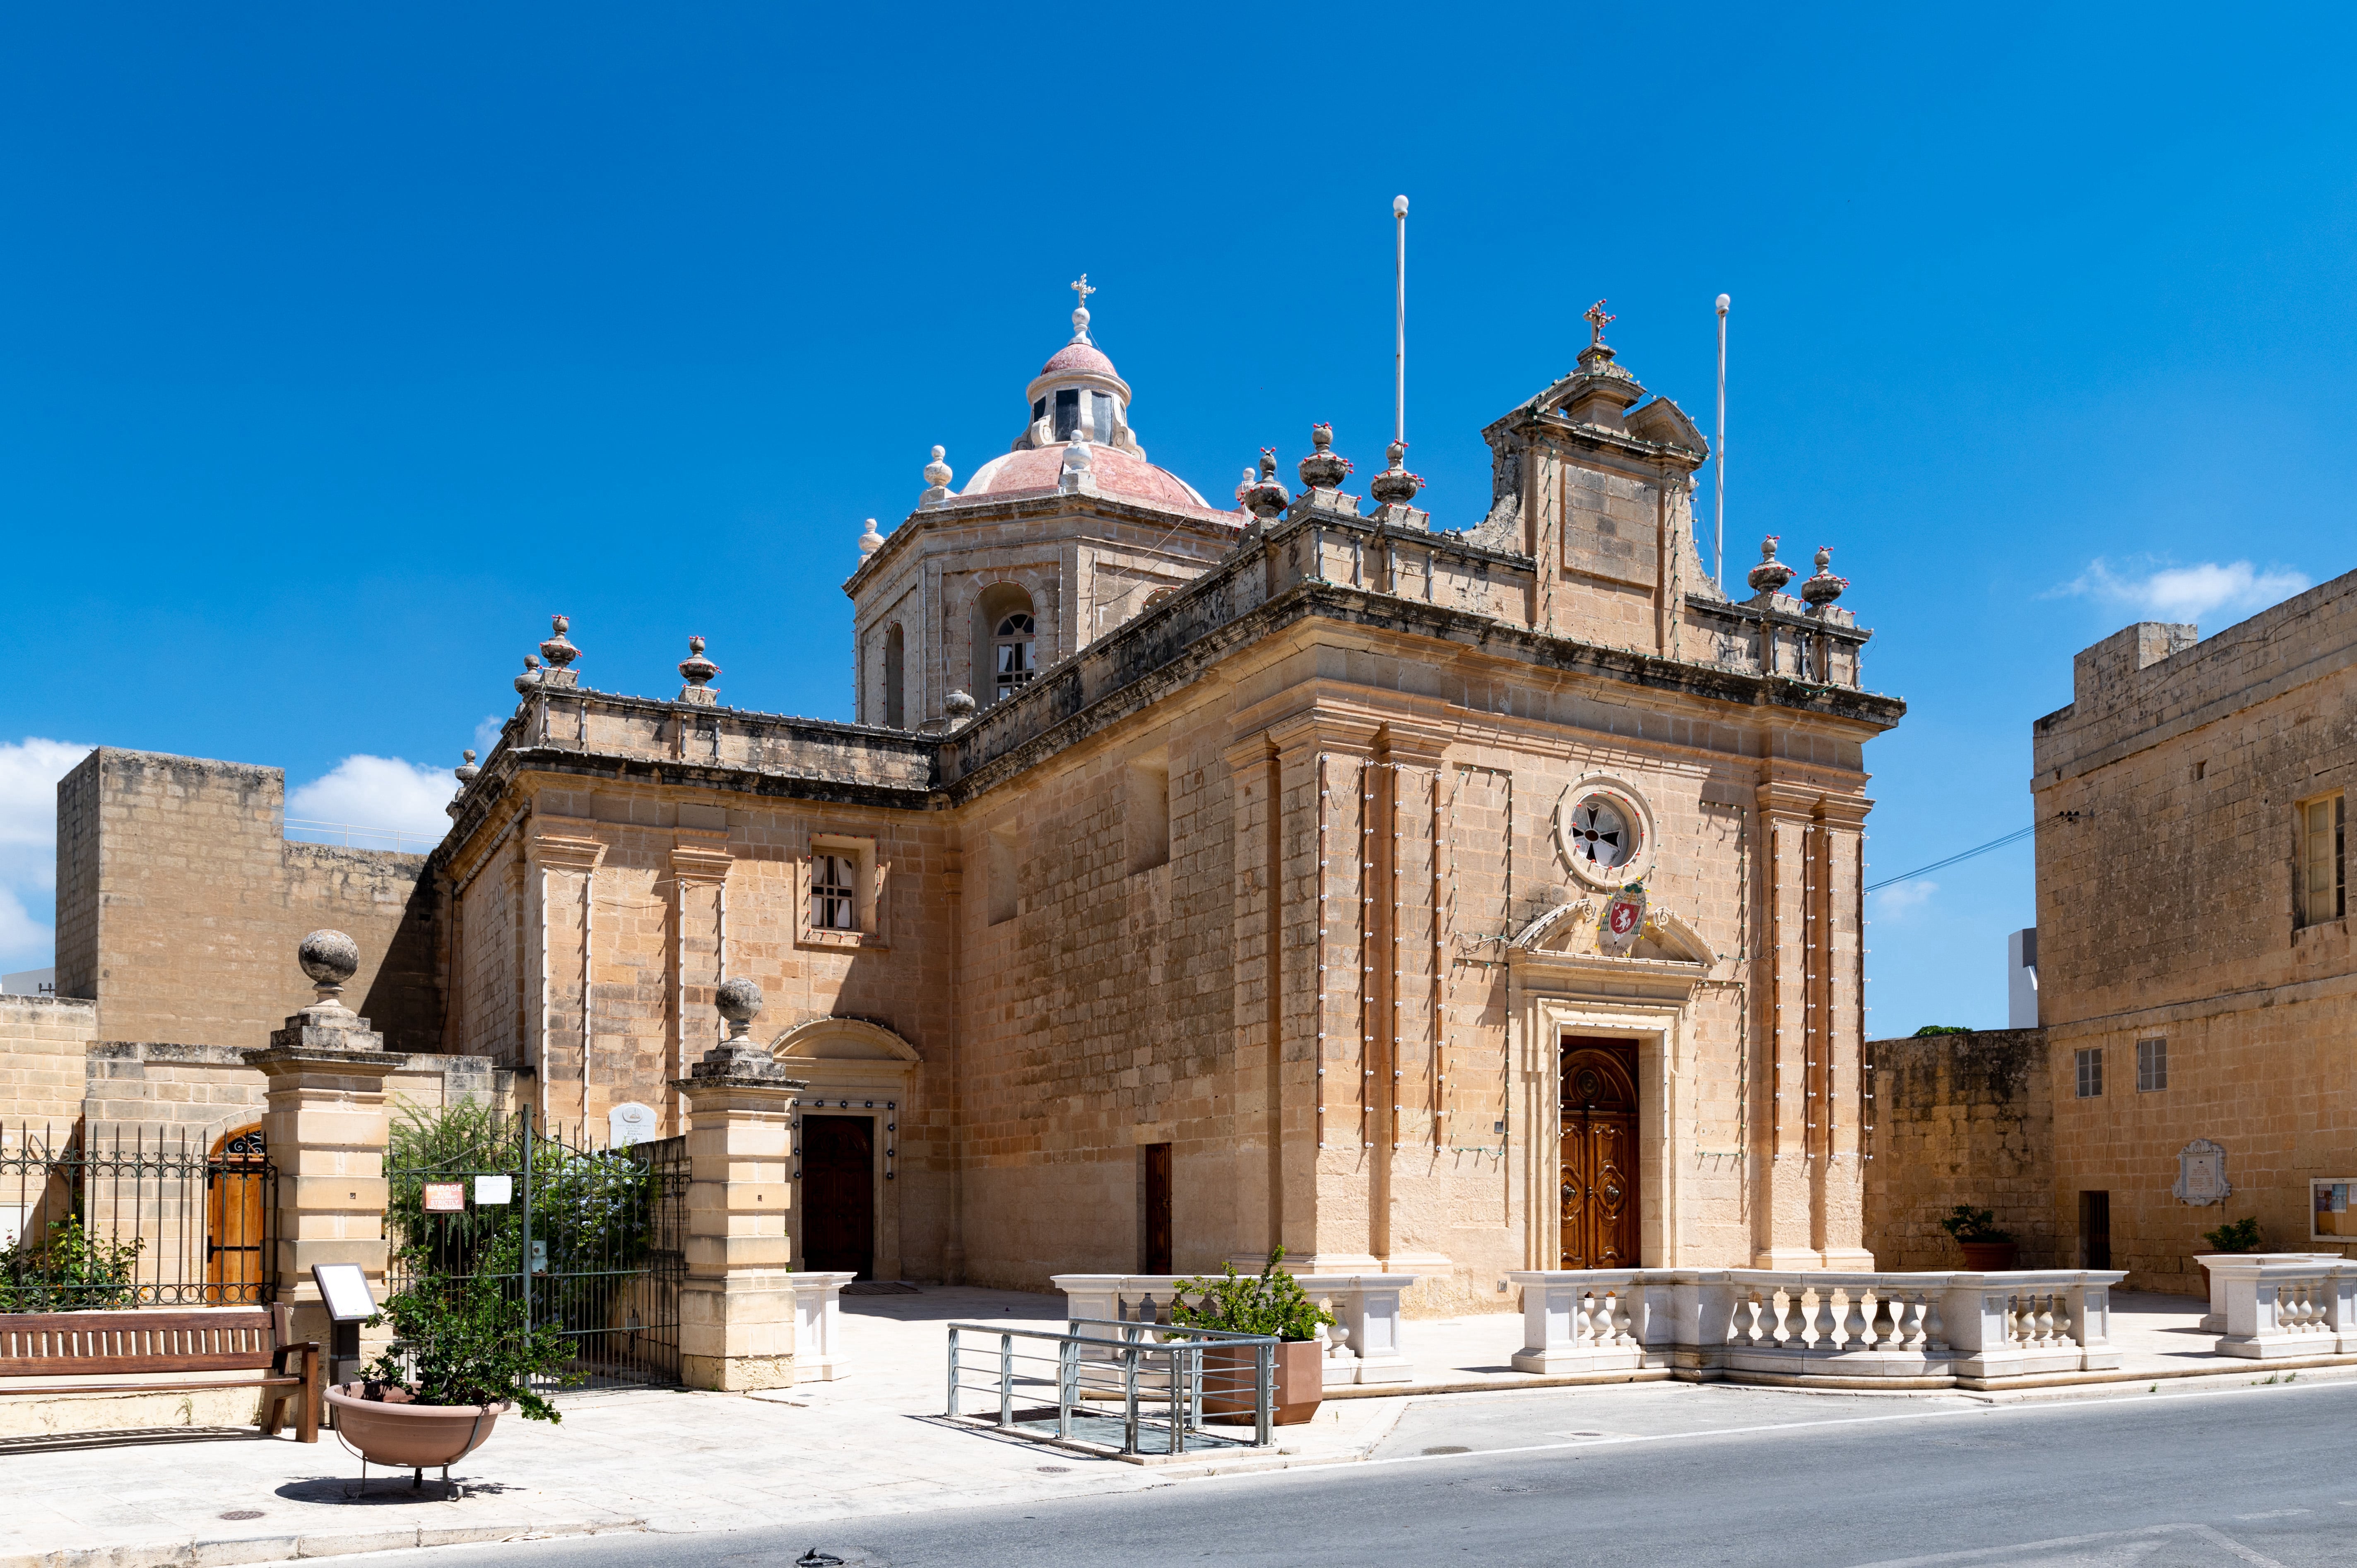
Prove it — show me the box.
[946,1317,1278,1455]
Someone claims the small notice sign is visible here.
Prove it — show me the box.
[422,1181,466,1213]
[474,1175,513,1206]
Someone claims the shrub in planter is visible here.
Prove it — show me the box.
[1172,1248,1335,1426]
[333,1234,581,1472]
[1939,1204,2018,1271]
[2201,1217,2263,1254]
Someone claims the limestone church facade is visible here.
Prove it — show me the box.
[41,289,1904,1312]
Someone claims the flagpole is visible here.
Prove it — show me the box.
[1714,292,1730,591]
[1394,195,1408,445]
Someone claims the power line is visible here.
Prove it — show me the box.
[1865,824,2036,894]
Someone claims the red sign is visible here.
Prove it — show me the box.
[421,1182,466,1213]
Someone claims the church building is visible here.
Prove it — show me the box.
[41,285,1904,1313]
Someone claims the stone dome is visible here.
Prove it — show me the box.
[961,443,1222,515]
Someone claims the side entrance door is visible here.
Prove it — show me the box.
[802,1116,876,1279]
[206,1124,269,1301]
[1559,1038,1639,1269]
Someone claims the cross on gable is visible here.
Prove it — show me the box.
[1584,298,1615,347]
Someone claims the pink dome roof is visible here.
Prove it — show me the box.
[1040,340,1118,379]
[961,443,1231,518]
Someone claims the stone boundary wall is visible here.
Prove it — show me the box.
[0,996,99,1127]
[1863,1029,2059,1270]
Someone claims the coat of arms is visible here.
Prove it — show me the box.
[1597,884,1648,956]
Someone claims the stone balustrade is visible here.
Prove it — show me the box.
[1049,1272,1418,1388]
[2197,1256,2357,1359]
[1507,1268,2126,1387]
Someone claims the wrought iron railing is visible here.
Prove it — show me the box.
[0,1121,276,1309]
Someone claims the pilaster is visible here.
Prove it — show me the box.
[1753,781,1819,1267]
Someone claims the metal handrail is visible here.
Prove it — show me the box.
[283,818,440,853]
[944,1320,1276,1454]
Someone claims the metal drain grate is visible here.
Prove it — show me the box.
[1421,1445,1471,1455]
[219,1510,265,1521]
[1037,1465,1071,1474]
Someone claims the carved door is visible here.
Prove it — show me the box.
[205,1124,268,1301]
[1559,1039,1639,1269]
[802,1116,876,1279]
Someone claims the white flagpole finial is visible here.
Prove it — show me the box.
[1714,294,1731,590]
[1393,195,1408,445]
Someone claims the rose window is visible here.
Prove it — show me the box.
[1567,796,1636,871]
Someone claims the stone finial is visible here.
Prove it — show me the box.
[1070,273,1096,341]
[921,445,953,506]
[678,636,720,706]
[1298,423,1351,491]
[1058,436,1095,494]
[944,689,977,731]
[715,976,763,1039]
[515,654,542,695]
[298,929,360,1008]
[1584,298,1616,348]
[1801,546,1850,611]
[1747,536,1796,598]
[1240,449,1290,522]
[1369,439,1423,506]
[857,517,885,558]
[539,615,579,671]
[455,749,479,784]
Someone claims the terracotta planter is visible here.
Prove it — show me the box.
[325,1384,509,1469]
[1959,1241,2018,1272]
[1199,1339,1324,1427]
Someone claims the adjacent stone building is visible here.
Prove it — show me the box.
[30,290,1904,1311]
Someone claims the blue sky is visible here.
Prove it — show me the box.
[0,5,2346,1029]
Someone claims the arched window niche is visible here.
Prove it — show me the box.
[881,623,905,729]
[971,582,1038,706]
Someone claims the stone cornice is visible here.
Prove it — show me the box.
[841,487,1243,597]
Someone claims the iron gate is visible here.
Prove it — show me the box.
[383,1113,684,1391]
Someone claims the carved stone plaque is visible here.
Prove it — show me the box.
[609,1101,658,1149]
[2174,1138,2230,1207]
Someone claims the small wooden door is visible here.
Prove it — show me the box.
[802,1116,875,1279]
[1559,1039,1640,1269]
[206,1124,268,1301]
[2080,1190,2111,1270]
[1143,1144,1172,1275]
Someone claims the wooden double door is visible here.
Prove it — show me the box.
[1559,1038,1640,1269]
[802,1116,876,1279]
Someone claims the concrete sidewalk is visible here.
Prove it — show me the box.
[0,1286,2337,1568]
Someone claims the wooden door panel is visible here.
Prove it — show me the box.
[1558,1041,1640,1270]
[802,1116,875,1279]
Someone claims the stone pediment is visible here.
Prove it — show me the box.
[1507,899,1716,1002]
[769,1016,922,1063]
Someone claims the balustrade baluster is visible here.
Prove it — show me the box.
[1575,1290,1598,1347]
[1897,1293,1924,1350]
[1842,1291,1871,1351]
[1808,1289,1837,1351]
[1924,1293,1947,1352]
[1866,1291,1895,1350]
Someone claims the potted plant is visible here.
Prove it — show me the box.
[1171,1248,1334,1427]
[326,1234,578,1480]
[1940,1204,2018,1271]
[2202,1217,2263,1254]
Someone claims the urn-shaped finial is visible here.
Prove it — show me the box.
[1298,423,1351,491]
[679,635,719,690]
[1801,546,1849,610]
[1369,439,1423,506]
[515,654,542,695]
[857,517,885,558]
[924,445,952,488]
[298,929,360,1006]
[455,749,479,784]
[944,689,977,729]
[539,615,579,671]
[1746,536,1796,598]
[1240,448,1291,521]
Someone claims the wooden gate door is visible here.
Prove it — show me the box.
[1558,1039,1639,1269]
[205,1124,268,1301]
[802,1116,876,1279]
[1143,1143,1172,1275]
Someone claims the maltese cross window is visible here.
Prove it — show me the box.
[1567,796,1635,871]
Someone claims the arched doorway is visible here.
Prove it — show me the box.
[206,1123,269,1302]
[1559,1039,1639,1268]
[772,1017,922,1283]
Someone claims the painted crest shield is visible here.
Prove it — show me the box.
[1597,884,1648,956]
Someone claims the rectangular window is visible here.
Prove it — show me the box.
[1053,387,1080,441]
[1126,759,1170,875]
[811,854,857,931]
[985,825,1018,926]
[2075,1047,2103,1099]
[2299,794,2345,927]
[2136,1037,2167,1092]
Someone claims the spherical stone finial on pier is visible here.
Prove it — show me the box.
[679,635,719,691]
[715,977,764,1041]
[924,445,952,487]
[298,929,360,1005]
[540,615,579,671]
[857,517,885,558]
[1801,546,1850,610]
[1369,439,1423,506]
[454,749,479,784]
[515,654,542,695]
[944,689,977,731]
[1298,423,1350,491]
[1240,448,1290,522]
[1746,536,1796,598]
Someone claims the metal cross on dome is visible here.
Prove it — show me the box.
[1071,274,1096,310]
[1584,298,1615,346]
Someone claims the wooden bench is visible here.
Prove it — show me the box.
[0,1303,320,1441]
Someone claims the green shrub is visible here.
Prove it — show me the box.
[361,1231,580,1421]
[2202,1217,2263,1254]
[0,1218,144,1311]
[1171,1248,1335,1343]
[1913,1024,1974,1037]
[1938,1204,2015,1244]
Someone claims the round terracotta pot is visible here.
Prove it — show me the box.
[1959,1241,2018,1272]
[1199,1339,1324,1427]
[325,1384,510,1468]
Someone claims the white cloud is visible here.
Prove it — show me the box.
[0,738,95,971]
[2057,558,2311,624]
[1871,879,1938,917]
[472,715,508,758]
[285,755,456,851]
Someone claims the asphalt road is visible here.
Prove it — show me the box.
[366,1377,2357,1567]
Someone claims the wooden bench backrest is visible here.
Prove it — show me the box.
[0,1306,286,1377]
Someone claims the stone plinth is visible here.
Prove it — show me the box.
[676,1039,807,1392]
